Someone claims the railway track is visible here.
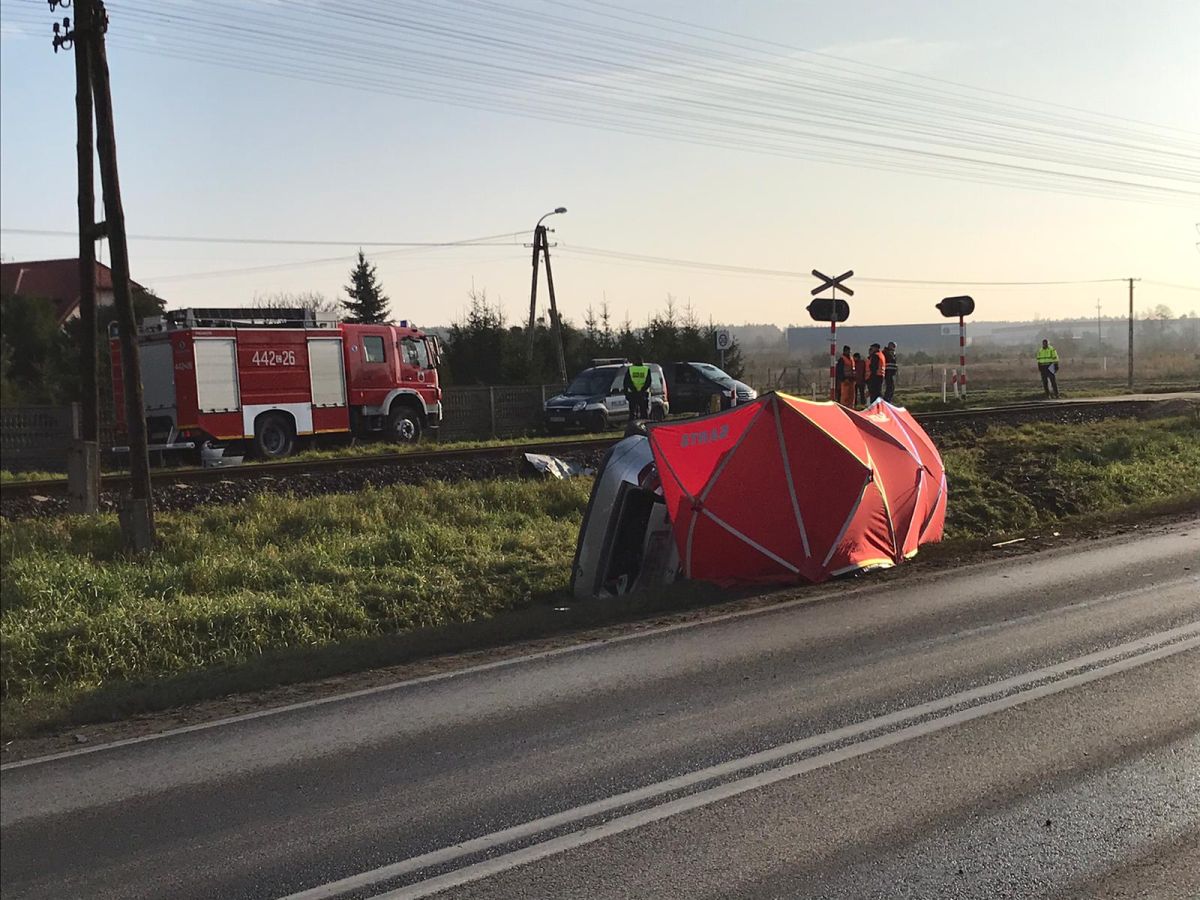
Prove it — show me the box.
[1,396,1192,513]
[1,436,617,501]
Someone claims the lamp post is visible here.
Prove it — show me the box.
[527,207,568,382]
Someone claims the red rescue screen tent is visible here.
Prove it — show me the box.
[648,393,946,585]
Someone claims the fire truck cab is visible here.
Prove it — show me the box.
[111,307,442,459]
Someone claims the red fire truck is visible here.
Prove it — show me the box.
[111,308,442,459]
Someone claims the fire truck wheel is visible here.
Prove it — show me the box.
[387,405,423,443]
[254,413,296,459]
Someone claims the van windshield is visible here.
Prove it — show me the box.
[566,368,618,396]
[691,363,736,389]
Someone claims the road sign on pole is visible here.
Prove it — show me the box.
[715,328,732,368]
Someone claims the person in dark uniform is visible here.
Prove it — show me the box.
[867,343,886,402]
[883,341,899,403]
[853,352,867,407]
[623,356,652,420]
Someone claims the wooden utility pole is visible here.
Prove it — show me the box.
[51,0,101,512]
[73,0,97,445]
[88,0,155,549]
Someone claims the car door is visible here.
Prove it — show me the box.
[606,368,630,422]
[673,364,701,412]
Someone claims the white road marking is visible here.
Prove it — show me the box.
[0,579,865,772]
[279,621,1200,900]
[7,525,1196,772]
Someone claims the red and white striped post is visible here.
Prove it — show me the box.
[958,314,967,401]
[829,318,837,402]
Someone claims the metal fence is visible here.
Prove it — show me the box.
[440,384,563,441]
[0,405,78,473]
[0,385,566,472]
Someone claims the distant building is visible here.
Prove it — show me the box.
[783,317,1194,357]
[0,258,144,326]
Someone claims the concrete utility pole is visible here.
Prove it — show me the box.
[51,0,101,512]
[526,208,568,383]
[1127,278,1135,390]
[87,0,155,549]
[1095,299,1102,351]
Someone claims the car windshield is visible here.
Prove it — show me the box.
[566,368,618,396]
[691,363,736,389]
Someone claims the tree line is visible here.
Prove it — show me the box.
[442,290,743,386]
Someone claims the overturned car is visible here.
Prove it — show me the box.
[570,393,946,599]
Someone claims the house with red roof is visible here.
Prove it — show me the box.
[0,258,145,326]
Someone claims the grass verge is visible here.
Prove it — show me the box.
[2,415,1199,737]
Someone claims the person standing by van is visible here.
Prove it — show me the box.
[624,356,652,420]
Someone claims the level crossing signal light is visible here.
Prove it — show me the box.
[936,295,975,402]
[806,298,851,323]
[936,295,975,318]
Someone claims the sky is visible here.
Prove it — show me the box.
[1,0,1198,330]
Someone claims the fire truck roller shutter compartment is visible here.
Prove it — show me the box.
[140,340,176,412]
[194,338,240,414]
[308,338,347,408]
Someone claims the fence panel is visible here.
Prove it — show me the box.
[439,384,561,441]
[0,385,566,470]
[0,405,75,473]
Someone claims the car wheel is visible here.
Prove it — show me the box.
[254,412,295,459]
[649,403,666,422]
[386,405,423,443]
[588,410,608,433]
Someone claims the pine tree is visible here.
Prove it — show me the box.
[342,250,391,324]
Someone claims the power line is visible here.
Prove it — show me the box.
[561,0,1200,139]
[1142,280,1200,292]
[557,244,1128,287]
[8,1,1192,205]
[0,226,526,248]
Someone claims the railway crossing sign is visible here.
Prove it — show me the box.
[811,269,854,297]
[810,269,854,402]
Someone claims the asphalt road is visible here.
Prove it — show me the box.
[3,521,1198,899]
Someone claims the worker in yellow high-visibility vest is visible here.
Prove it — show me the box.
[1037,339,1060,398]
[623,356,652,421]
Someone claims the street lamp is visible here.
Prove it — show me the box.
[528,207,569,382]
[537,207,568,229]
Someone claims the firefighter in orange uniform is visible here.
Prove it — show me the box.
[836,346,856,406]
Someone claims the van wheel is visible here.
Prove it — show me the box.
[588,410,608,433]
[254,413,295,459]
[387,405,423,443]
[650,404,666,422]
